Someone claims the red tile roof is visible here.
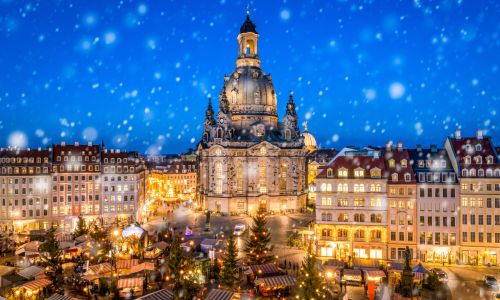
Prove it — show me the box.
[383,149,415,184]
[448,136,500,175]
[316,154,386,179]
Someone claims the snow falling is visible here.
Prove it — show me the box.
[0,1,499,153]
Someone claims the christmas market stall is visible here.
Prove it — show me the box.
[136,288,174,300]
[117,277,144,298]
[205,288,236,300]
[12,278,52,299]
[254,274,296,297]
[244,263,282,283]
[342,269,362,286]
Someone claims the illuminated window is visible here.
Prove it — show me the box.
[259,163,267,193]
[215,162,223,194]
[338,169,348,177]
[389,159,395,167]
[401,159,407,167]
[354,169,364,177]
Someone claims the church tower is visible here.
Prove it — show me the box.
[197,10,308,215]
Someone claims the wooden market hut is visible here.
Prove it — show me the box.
[254,275,296,297]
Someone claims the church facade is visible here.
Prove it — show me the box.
[197,12,308,215]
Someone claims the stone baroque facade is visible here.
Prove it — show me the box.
[197,12,308,215]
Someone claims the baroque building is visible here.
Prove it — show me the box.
[197,12,308,215]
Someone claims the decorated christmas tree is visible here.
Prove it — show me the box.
[72,215,88,239]
[296,243,327,300]
[219,234,239,290]
[40,227,63,285]
[245,209,274,265]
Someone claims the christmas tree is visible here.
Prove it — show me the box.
[245,209,274,265]
[167,235,202,299]
[40,227,63,286]
[296,243,327,300]
[219,234,239,290]
[72,215,88,239]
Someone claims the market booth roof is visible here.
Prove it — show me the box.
[13,278,52,292]
[136,288,174,300]
[247,263,280,276]
[122,225,146,239]
[116,259,139,270]
[206,288,234,300]
[254,275,296,288]
[87,262,112,275]
[117,277,144,289]
[130,262,155,274]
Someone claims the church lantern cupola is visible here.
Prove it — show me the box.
[236,9,260,68]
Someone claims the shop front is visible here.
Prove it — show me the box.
[461,248,498,266]
[318,241,350,260]
[418,246,458,264]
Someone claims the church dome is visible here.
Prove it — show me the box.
[222,66,277,116]
[301,122,317,152]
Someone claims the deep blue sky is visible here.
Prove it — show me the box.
[1,0,499,154]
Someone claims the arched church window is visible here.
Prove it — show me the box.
[236,164,244,193]
[215,162,223,194]
[216,127,223,139]
[202,132,209,143]
[279,163,287,191]
[246,39,255,56]
[231,89,237,104]
[285,129,291,140]
[254,91,261,104]
[259,163,267,193]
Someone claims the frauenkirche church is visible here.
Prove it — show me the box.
[197,12,309,215]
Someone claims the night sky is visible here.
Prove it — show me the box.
[1,0,499,154]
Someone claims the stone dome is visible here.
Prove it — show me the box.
[222,66,277,116]
[301,122,317,152]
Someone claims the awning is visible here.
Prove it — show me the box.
[18,266,45,279]
[206,289,234,300]
[343,269,362,280]
[87,263,112,275]
[14,278,52,292]
[136,288,174,300]
[130,262,156,274]
[249,263,280,275]
[364,270,386,280]
[254,275,296,288]
[116,259,139,270]
[82,274,100,281]
[117,277,144,289]
[414,272,424,281]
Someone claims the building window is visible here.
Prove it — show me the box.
[354,229,365,239]
[338,169,348,177]
[259,163,267,193]
[354,169,364,177]
[338,213,348,222]
[354,214,365,222]
[215,162,223,194]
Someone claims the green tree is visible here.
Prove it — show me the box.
[245,210,274,265]
[167,235,202,299]
[40,227,63,286]
[287,230,302,248]
[219,234,239,290]
[296,244,327,300]
[72,215,88,239]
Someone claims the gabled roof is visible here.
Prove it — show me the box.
[383,149,415,184]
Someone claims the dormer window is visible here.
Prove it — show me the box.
[441,160,446,168]
[389,159,395,168]
[470,169,476,177]
[370,168,381,178]
[326,169,333,177]
[354,169,364,178]
[464,156,471,165]
[474,156,482,164]
[391,173,398,182]
[404,173,411,182]
[486,156,494,164]
[418,160,424,168]
[465,144,472,152]
[486,169,493,177]
[478,169,484,177]
[476,144,482,151]
[462,169,469,177]
[401,159,407,167]
[338,169,348,177]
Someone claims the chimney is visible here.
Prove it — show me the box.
[416,144,422,152]
[117,149,121,153]
[386,141,392,151]
[38,147,41,151]
[61,141,66,146]
[397,141,403,152]
[88,141,93,146]
[74,141,79,146]
[455,129,461,140]
[430,144,437,153]
[373,151,380,159]
[476,129,483,140]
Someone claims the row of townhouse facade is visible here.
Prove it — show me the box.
[314,130,500,265]
[0,142,147,234]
